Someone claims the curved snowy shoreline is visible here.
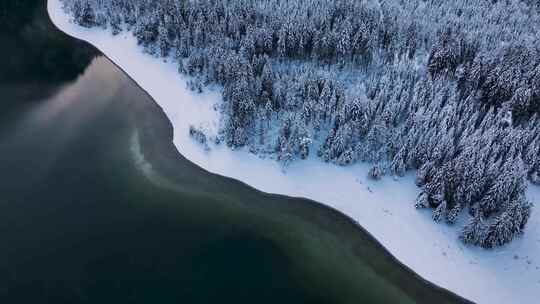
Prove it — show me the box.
[48,1,540,303]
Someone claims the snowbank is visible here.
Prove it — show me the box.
[48,1,540,302]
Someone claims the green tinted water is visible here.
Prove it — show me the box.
[0,1,469,303]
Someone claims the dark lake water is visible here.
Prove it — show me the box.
[0,1,470,303]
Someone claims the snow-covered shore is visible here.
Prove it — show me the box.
[48,0,540,302]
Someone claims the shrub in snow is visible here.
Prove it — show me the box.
[189,125,209,151]
[368,164,383,180]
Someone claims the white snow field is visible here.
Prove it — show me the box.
[48,0,540,303]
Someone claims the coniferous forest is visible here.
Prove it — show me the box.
[61,0,540,248]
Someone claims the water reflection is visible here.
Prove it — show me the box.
[27,57,123,125]
[1,57,122,194]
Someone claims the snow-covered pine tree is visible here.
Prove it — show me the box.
[432,200,448,222]
[460,211,486,245]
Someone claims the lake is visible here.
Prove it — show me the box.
[0,1,469,303]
